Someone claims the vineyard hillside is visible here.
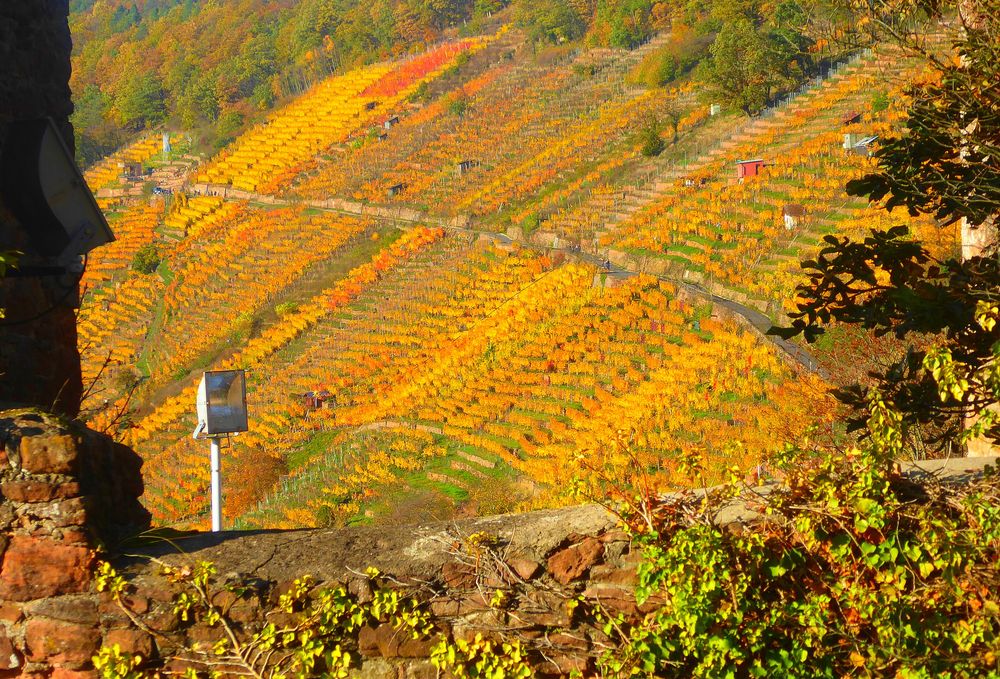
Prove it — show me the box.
[76,23,957,531]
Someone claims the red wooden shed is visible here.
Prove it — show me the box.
[736,159,765,179]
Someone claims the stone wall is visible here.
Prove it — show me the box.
[0,1,82,416]
[0,410,148,676]
[109,504,635,676]
[88,456,995,677]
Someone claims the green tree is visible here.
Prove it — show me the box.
[639,118,666,156]
[597,0,655,49]
[109,4,140,32]
[474,0,509,17]
[72,84,120,166]
[132,244,161,275]
[698,17,778,115]
[214,110,246,150]
[113,73,167,131]
[661,97,683,142]
[447,93,470,117]
[651,52,678,86]
[767,0,815,82]
[515,0,586,44]
[176,72,221,129]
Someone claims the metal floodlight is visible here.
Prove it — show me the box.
[193,369,248,532]
[0,118,114,265]
[196,369,248,436]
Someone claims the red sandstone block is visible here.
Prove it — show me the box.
[441,561,477,589]
[1,481,80,503]
[547,537,603,585]
[19,434,78,474]
[0,536,92,601]
[393,635,438,659]
[404,660,437,679]
[186,622,223,651]
[507,557,540,581]
[162,658,200,674]
[0,603,22,623]
[360,623,438,659]
[133,578,178,605]
[581,583,638,616]
[512,608,568,627]
[122,594,149,615]
[24,595,98,626]
[515,589,571,627]
[0,631,22,671]
[50,668,98,679]
[18,497,87,528]
[429,597,460,617]
[599,529,630,543]
[143,607,180,633]
[358,624,380,657]
[547,631,590,651]
[227,597,261,624]
[25,618,100,665]
[59,528,90,545]
[588,564,638,587]
[457,592,490,615]
[546,654,590,674]
[104,629,153,659]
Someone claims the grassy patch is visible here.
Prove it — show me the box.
[664,243,701,256]
[287,430,340,470]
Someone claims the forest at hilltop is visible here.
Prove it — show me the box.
[69,0,842,164]
[70,0,672,162]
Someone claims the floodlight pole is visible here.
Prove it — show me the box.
[210,437,222,532]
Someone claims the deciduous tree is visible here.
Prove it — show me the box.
[698,17,779,115]
[774,0,1000,453]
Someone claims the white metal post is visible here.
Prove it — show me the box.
[210,437,222,532]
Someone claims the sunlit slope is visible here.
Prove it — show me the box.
[291,33,705,220]
[79,197,386,424]
[79,39,503,424]
[119,232,827,529]
[241,251,826,529]
[70,32,926,533]
[592,50,955,308]
[195,39,488,194]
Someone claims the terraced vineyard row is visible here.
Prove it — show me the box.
[292,33,685,219]
[120,230,825,528]
[196,39,489,194]
[586,51,952,308]
[84,134,171,191]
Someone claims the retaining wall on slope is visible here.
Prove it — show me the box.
[116,504,635,677]
[0,407,647,677]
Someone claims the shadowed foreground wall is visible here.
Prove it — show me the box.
[0,1,82,416]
